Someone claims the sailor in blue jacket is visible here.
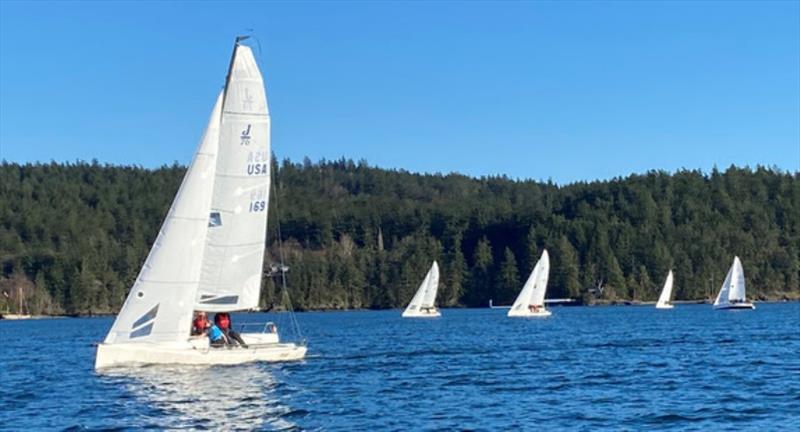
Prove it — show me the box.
[207,323,228,347]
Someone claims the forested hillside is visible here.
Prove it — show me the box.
[1,160,798,314]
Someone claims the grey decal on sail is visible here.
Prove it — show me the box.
[199,295,239,305]
[130,323,154,339]
[132,304,159,329]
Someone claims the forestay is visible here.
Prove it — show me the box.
[104,93,222,344]
[196,44,271,312]
[656,270,674,307]
[510,249,549,312]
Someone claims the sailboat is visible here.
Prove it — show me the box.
[655,270,674,309]
[713,256,755,310]
[508,249,551,318]
[2,286,31,320]
[95,37,307,369]
[402,261,441,318]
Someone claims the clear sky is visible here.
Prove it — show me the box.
[1,1,798,184]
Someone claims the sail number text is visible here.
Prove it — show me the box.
[249,200,267,212]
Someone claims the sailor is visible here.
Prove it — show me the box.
[214,312,249,348]
[191,311,209,335]
[207,322,228,348]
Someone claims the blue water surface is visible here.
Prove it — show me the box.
[1,303,799,431]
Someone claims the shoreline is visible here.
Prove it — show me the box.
[3,297,798,319]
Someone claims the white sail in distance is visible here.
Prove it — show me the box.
[509,249,549,316]
[656,270,674,309]
[421,262,440,308]
[402,262,439,317]
[104,93,222,344]
[196,44,271,312]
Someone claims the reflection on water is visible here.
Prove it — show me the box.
[101,364,297,431]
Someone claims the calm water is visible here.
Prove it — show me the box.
[1,304,799,431]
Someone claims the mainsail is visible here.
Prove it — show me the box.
[714,256,746,306]
[656,270,674,308]
[510,249,549,313]
[104,93,222,344]
[403,261,439,315]
[420,261,440,308]
[196,43,271,312]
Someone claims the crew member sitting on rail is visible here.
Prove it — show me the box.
[191,311,209,336]
[214,312,248,348]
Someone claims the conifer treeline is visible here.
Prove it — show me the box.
[0,160,797,314]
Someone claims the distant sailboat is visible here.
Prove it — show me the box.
[95,37,307,369]
[402,262,441,318]
[713,256,755,310]
[508,250,551,318]
[1,286,31,320]
[655,270,674,309]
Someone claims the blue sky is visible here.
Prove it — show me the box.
[1,1,798,184]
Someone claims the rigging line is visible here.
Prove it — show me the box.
[270,158,304,342]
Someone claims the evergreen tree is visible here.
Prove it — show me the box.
[523,225,540,273]
[552,236,581,299]
[497,247,520,303]
[469,236,494,305]
[0,161,796,312]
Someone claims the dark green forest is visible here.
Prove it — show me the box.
[1,160,798,315]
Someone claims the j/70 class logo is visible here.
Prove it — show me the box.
[240,124,251,146]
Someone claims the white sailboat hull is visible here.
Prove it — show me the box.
[714,302,755,310]
[655,304,674,310]
[1,314,32,320]
[401,308,441,318]
[95,333,306,370]
[508,308,552,318]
